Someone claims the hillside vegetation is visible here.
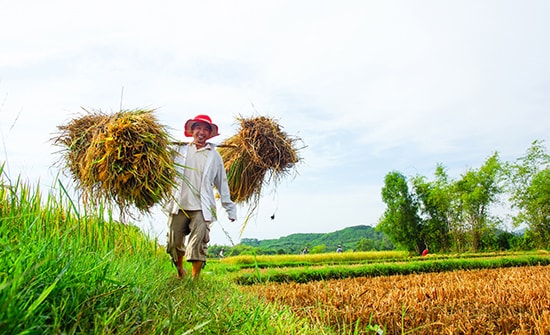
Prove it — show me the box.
[238,225,393,255]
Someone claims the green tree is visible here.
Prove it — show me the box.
[355,238,376,251]
[453,152,503,252]
[505,140,550,248]
[230,244,259,256]
[310,244,326,254]
[378,171,423,254]
[411,164,453,253]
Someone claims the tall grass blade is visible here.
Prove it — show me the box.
[181,321,212,335]
[24,260,71,320]
[57,179,80,219]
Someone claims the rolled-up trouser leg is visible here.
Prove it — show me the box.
[185,211,210,262]
[166,210,190,263]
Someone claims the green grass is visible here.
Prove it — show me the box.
[0,169,335,335]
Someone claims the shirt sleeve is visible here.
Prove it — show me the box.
[213,152,237,220]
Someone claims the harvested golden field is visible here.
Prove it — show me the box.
[242,265,550,334]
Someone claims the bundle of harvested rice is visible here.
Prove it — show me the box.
[54,108,177,215]
[219,115,303,204]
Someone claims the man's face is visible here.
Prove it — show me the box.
[191,122,212,145]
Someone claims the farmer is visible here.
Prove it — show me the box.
[336,245,343,253]
[164,114,237,280]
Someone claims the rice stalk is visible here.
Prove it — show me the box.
[219,115,303,204]
[53,108,178,217]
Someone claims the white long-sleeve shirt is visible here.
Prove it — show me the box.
[163,143,237,222]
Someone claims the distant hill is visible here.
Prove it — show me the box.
[240,225,392,254]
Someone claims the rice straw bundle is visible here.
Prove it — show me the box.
[218,115,302,204]
[54,108,177,216]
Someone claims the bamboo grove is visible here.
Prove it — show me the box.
[377,140,550,254]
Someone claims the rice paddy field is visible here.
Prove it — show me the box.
[3,110,549,334]
[2,169,550,334]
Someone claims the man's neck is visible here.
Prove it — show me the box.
[193,142,208,149]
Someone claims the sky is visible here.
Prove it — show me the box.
[1,1,549,246]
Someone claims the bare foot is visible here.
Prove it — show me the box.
[177,266,187,278]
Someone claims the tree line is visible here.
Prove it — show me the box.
[377,140,549,254]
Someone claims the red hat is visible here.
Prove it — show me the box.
[184,114,219,139]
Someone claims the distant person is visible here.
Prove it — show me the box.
[336,245,343,253]
[219,248,225,259]
[422,247,429,257]
[164,114,237,280]
[302,247,309,254]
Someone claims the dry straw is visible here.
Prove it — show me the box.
[219,115,303,204]
[54,108,177,217]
